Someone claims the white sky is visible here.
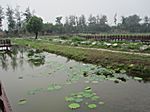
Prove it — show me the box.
[0,0,150,29]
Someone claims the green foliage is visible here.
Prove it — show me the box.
[23,7,32,22]
[6,6,15,33]
[26,16,43,39]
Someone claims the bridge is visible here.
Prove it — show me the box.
[0,39,11,51]
[0,81,12,112]
[80,35,150,42]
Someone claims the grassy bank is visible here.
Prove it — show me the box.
[34,35,150,53]
[12,38,150,80]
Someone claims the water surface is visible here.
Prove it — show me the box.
[0,46,150,112]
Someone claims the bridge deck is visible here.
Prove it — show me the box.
[0,39,11,51]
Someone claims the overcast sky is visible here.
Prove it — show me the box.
[0,0,150,29]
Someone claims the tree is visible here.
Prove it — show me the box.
[42,23,53,34]
[88,14,97,33]
[120,15,141,32]
[6,6,15,33]
[142,16,150,32]
[23,7,32,22]
[55,16,62,25]
[26,16,43,39]
[64,15,77,33]
[0,6,4,30]
[144,16,149,25]
[77,15,87,33]
[114,13,117,25]
[54,16,64,33]
[15,6,22,34]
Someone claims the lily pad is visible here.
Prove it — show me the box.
[91,96,100,101]
[74,98,83,103]
[47,84,62,91]
[82,92,93,98]
[54,85,62,90]
[68,103,80,109]
[84,86,92,92]
[88,104,97,109]
[99,101,105,105]
[18,99,27,105]
[134,77,143,81]
[65,97,75,102]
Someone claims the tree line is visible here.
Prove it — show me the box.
[0,5,150,38]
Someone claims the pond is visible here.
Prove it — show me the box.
[0,46,150,112]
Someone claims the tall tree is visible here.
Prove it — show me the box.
[15,6,22,34]
[26,16,43,39]
[144,16,149,25]
[23,7,32,22]
[100,15,107,25]
[6,6,15,33]
[120,15,141,32]
[88,14,97,33]
[54,16,63,33]
[77,15,87,33]
[114,13,117,25]
[64,17,70,33]
[55,16,62,25]
[141,16,150,32]
[0,6,4,30]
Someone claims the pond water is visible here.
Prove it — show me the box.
[0,46,150,112]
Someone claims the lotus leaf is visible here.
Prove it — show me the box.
[68,103,80,109]
[18,99,27,105]
[88,104,97,109]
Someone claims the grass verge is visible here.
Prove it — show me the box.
[12,38,150,80]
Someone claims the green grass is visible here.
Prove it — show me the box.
[34,35,150,53]
[12,38,150,80]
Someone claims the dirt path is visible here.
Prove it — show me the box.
[72,46,150,56]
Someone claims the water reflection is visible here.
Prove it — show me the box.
[0,46,45,71]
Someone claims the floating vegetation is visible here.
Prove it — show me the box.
[134,77,143,81]
[28,88,44,95]
[18,99,27,105]
[65,87,104,110]
[98,101,105,105]
[64,63,129,85]
[28,54,45,66]
[18,76,23,79]
[47,84,62,92]
[91,96,100,101]
[27,49,45,66]
[65,97,75,102]
[68,103,80,109]
[88,104,97,109]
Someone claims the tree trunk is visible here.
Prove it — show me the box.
[35,32,38,39]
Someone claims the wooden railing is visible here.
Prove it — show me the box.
[79,35,150,42]
[0,39,11,51]
[0,82,12,112]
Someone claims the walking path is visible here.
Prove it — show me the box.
[69,46,150,56]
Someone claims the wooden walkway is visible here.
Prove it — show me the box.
[0,39,11,51]
[0,82,12,112]
[80,35,150,42]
